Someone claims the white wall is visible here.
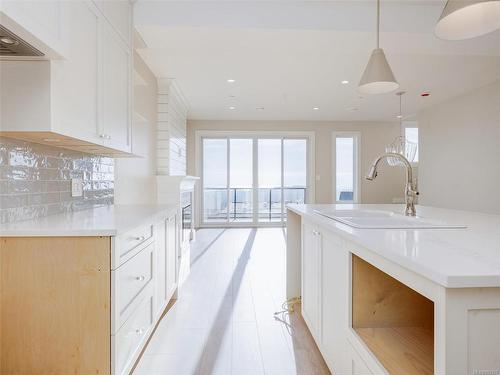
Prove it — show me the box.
[114,52,157,204]
[187,120,406,204]
[157,79,188,176]
[418,80,500,214]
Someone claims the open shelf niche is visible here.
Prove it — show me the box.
[351,255,434,375]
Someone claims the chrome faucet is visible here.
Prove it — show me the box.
[366,152,419,216]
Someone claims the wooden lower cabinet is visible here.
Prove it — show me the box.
[0,236,111,374]
[0,213,178,375]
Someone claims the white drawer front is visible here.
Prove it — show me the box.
[113,223,154,269]
[112,288,154,375]
[112,242,154,332]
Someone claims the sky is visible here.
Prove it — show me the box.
[203,138,307,189]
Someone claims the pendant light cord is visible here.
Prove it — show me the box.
[376,0,380,49]
[399,92,402,126]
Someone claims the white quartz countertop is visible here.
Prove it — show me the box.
[288,204,500,288]
[0,204,178,237]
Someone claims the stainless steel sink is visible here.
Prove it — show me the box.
[314,209,466,229]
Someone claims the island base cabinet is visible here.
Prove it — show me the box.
[350,346,374,375]
[0,236,111,375]
[301,222,321,340]
[351,254,434,375]
[320,231,350,374]
[301,220,350,375]
[443,288,500,375]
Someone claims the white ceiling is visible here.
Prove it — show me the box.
[134,1,500,121]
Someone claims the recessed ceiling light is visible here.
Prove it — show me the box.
[227,79,235,83]
[229,106,236,110]
[396,115,403,119]
[313,107,319,110]
[341,80,349,85]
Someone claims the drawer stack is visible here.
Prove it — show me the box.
[111,213,178,375]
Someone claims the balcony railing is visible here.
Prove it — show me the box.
[203,187,306,222]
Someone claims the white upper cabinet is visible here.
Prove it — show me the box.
[0,0,69,58]
[99,17,131,151]
[0,0,133,156]
[51,1,100,143]
[94,0,131,46]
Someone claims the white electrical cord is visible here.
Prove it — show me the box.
[273,297,302,333]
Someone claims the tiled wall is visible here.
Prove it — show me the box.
[0,137,114,224]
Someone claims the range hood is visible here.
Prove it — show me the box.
[0,24,43,57]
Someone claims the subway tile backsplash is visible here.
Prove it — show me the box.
[0,137,114,224]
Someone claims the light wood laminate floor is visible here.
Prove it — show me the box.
[134,228,331,375]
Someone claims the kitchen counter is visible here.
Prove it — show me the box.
[287,203,500,288]
[288,204,500,375]
[0,204,178,237]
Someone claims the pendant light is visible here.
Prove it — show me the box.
[358,0,399,95]
[435,0,500,40]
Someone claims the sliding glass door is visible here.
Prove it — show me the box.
[229,139,253,222]
[201,135,309,226]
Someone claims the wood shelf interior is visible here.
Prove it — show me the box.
[352,255,434,375]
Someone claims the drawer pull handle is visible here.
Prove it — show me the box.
[135,328,145,335]
[134,236,146,241]
[135,275,146,281]
[99,134,111,140]
[312,230,320,236]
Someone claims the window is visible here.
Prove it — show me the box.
[199,133,312,226]
[334,133,360,203]
[404,126,419,163]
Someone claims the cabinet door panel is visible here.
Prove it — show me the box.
[52,1,99,141]
[166,214,177,298]
[321,233,349,374]
[302,222,320,338]
[350,346,374,375]
[99,19,131,151]
[155,219,168,316]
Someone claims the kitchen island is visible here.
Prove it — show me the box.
[286,204,500,375]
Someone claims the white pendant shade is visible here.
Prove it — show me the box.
[358,48,399,95]
[435,0,500,40]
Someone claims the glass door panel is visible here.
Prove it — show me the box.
[229,139,253,222]
[201,135,309,226]
[258,139,282,222]
[284,139,307,219]
[202,138,228,222]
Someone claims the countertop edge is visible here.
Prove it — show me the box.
[0,204,179,238]
[286,205,500,289]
